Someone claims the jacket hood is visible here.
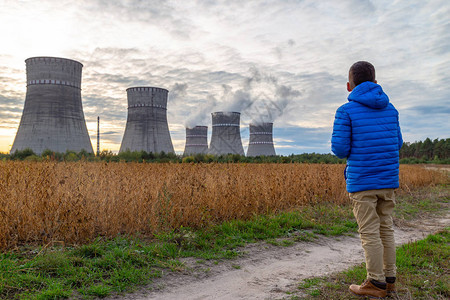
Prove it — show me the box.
[348,81,389,109]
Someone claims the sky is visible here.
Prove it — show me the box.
[0,0,448,155]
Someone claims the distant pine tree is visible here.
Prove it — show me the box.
[399,138,449,163]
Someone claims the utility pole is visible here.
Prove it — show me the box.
[97,116,100,156]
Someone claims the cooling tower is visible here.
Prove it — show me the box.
[119,87,174,154]
[246,123,276,156]
[11,57,93,154]
[209,112,245,156]
[183,126,208,155]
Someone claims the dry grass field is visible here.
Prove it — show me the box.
[0,162,447,250]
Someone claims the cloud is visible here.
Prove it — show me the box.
[273,126,333,155]
[101,131,119,135]
[78,0,194,40]
[221,87,254,113]
[0,93,24,133]
[209,67,303,125]
[82,95,126,121]
[0,0,448,153]
[406,105,450,115]
[185,95,217,128]
[169,83,188,104]
[0,111,20,123]
[0,94,23,107]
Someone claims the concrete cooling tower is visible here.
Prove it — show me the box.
[209,112,245,156]
[119,87,174,154]
[246,123,276,156]
[183,126,208,155]
[11,57,93,154]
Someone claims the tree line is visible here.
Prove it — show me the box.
[399,138,449,164]
[1,149,345,164]
[1,138,447,164]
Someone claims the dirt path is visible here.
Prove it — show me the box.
[111,215,449,300]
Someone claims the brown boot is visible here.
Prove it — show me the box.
[386,277,396,296]
[349,279,387,299]
[386,283,396,296]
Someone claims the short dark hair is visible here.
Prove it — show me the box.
[349,61,376,87]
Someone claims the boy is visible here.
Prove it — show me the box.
[331,61,403,298]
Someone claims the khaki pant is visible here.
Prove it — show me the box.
[349,188,396,282]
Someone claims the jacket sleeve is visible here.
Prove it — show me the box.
[397,117,403,150]
[331,105,351,159]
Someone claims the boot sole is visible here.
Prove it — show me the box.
[387,291,397,295]
[349,288,386,299]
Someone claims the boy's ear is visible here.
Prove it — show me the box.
[347,82,352,92]
[374,80,377,84]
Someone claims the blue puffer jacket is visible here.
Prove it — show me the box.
[331,81,403,193]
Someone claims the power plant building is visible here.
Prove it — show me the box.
[11,57,93,154]
[246,122,276,156]
[209,112,245,156]
[183,126,208,155]
[119,87,174,154]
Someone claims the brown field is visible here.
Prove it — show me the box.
[0,162,447,250]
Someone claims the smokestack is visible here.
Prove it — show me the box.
[10,57,93,154]
[119,87,174,154]
[209,112,244,156]
[183,126,208,156]
[246,122,276,156]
